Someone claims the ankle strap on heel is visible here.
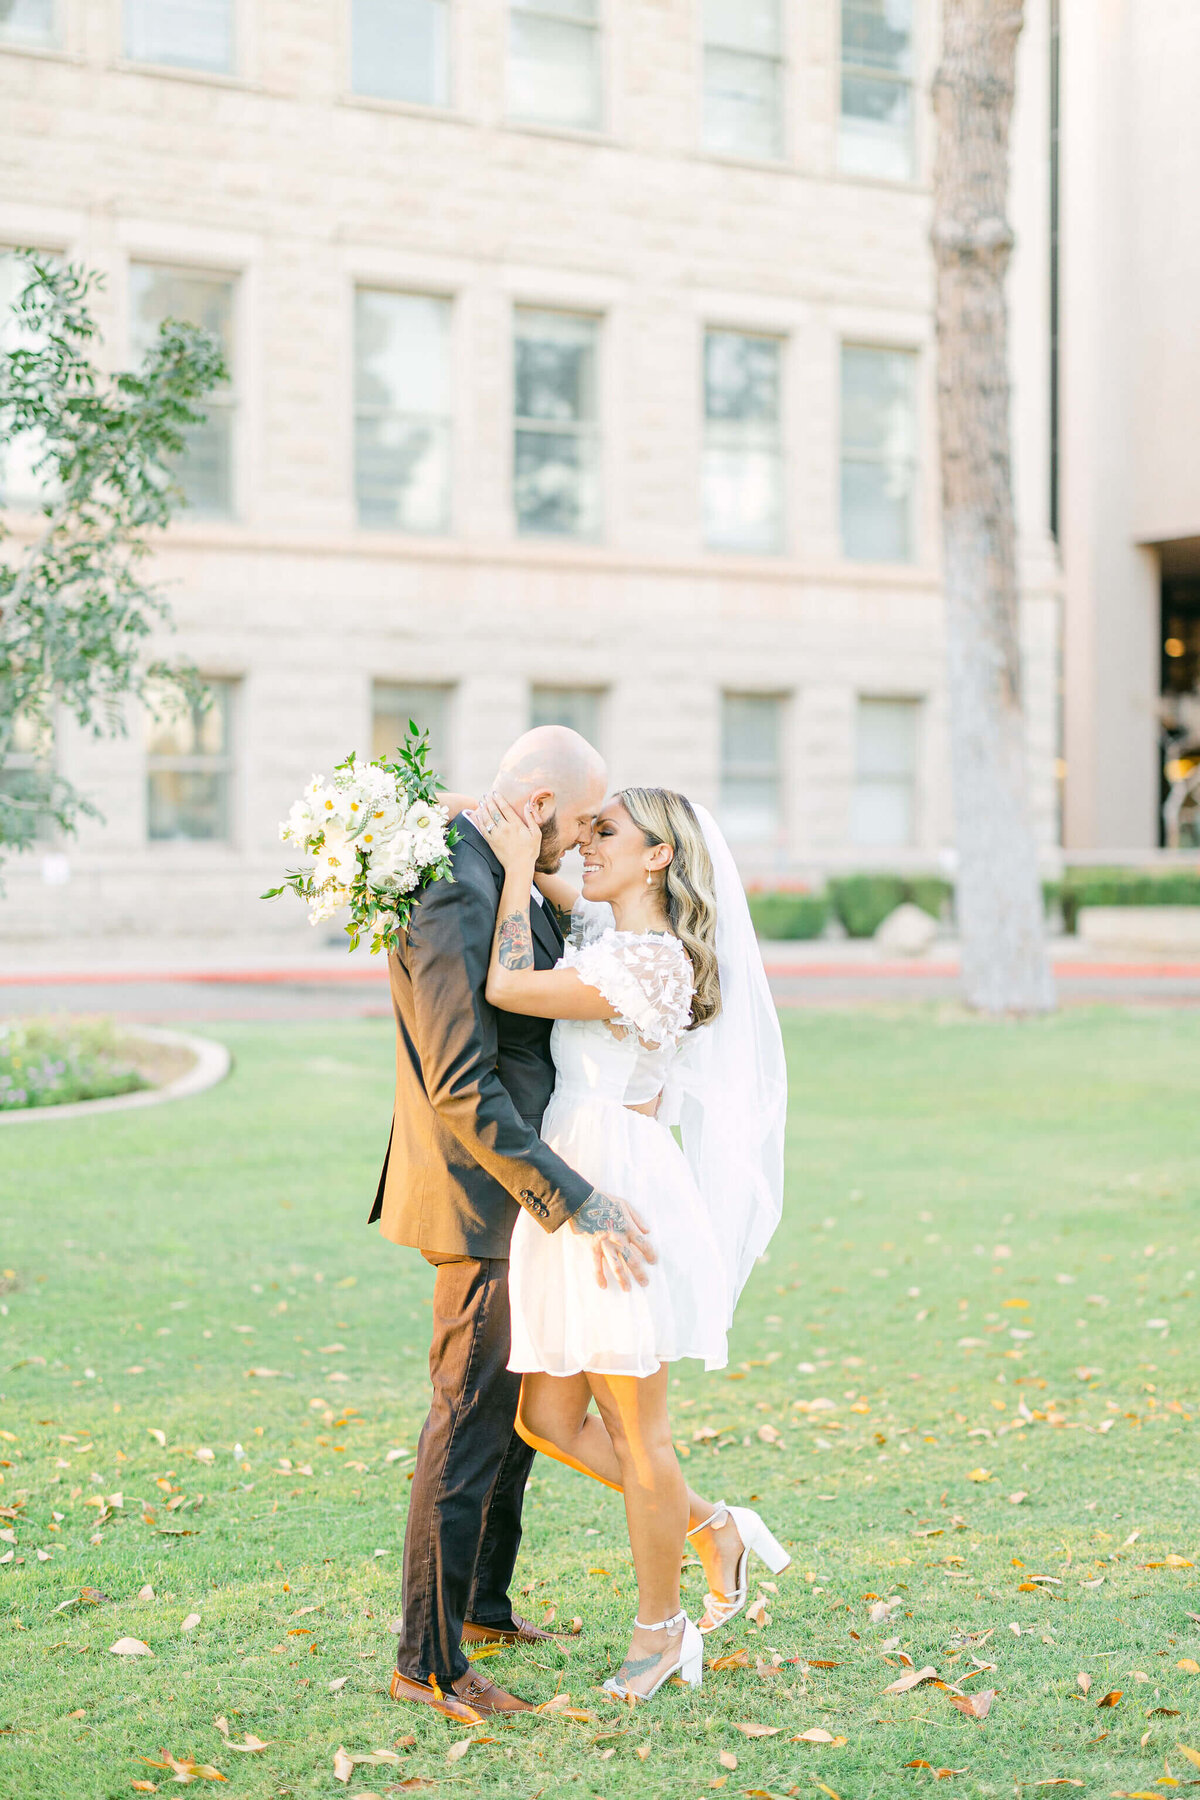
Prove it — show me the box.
[686,1502,728,1537]
[633,1608,687,1632]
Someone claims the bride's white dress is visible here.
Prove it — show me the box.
[508,902,731,1378]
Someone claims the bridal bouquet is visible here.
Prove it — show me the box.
[263,726,457,953]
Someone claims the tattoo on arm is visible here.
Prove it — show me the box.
[497,910,534,971]
[572,1187,626,1236]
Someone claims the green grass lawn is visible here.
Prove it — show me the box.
[1,1007,1198,1800]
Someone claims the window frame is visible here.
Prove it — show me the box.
[529,683,607,753]
[370,679,456,777]
[144,677,239,848]
[511,303,603,542]
[122,0,238,77]
[506,0,604,136]
[850,692,923,849]
[128,259,240,522]
[837,0,917,184]
[838,339,919,565]
[699,0,786,165]
[353,286,455,535]
[701,324,787,555]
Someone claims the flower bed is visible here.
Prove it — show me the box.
[0,1017,149,1111]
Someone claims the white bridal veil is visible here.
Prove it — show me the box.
[661,804,788,1321]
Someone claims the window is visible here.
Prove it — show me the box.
[125,0,234,73]
[508,0,601,133]
[840,344,916,562]
[720,693,783,844]
[351,0,449,106]
[839,0,914,181]
[145,680,236,843]
[513,309,600,539]
[131,265,236,517]
[0,0,58,48]
[371,682,452,774]
[851,696,919,846]
[703,329,784,553]
[530,684,604,749]
[355,290,452,532]
[702,0,783,161]
[0,250,53,509]
[0,709,54,845]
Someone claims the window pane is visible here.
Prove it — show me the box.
[508,11,601,131]
[703,48,782,159]
[131,265,235,516]
[842,0,913,76]
[839,73,913,180]
[355,291,452,532]
[351,0,449,106]
[530,685,603,745]
[144,686,230,759]
[720,694,782,843]
[514,429,599,537]
[840,459,911,561]
[703,0,780,55]
[852,697,918,847]
[145,680,234,843]
[705,331,779,426]
[513,0,598,23]
[840,346,916,561]
[0,0,57,47]
[514,310,597,423]
[147,770,229,841]
[704,332,783,552]
[0,252,53,509]
[125,0,233,72]
[372,681,451,770]
[703,446,782,552]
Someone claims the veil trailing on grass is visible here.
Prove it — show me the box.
[662,803,788,1320]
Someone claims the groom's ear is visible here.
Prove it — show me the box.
[527,788,554,823]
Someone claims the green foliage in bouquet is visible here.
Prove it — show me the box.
[263,723,459,954]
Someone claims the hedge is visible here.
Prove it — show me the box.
[1045,867,1200,934]
[747,891,831,940]
[826,873,954,939]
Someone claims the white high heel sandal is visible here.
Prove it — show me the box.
[601,1608,704,1701]
[687,1501,793,1634]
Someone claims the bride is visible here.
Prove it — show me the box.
[473,784,789,1702]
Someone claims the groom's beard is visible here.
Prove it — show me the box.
[535,812,565,874]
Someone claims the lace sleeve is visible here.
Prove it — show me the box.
[566,931,694,1048]
[570,896,615,947]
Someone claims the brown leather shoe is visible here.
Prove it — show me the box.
[462,1612,579,1647]
[389,1666,534,1720]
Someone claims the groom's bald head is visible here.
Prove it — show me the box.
[493,725,607,871]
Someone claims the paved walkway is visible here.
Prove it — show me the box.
[3,935,1200,1020]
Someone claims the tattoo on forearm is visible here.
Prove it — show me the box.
[573,1188,626,1236]
[497,910,534,970]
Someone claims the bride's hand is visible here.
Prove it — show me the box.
[476,791,540,874]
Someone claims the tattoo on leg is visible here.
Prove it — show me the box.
[497,911,534,970]
[571,1188,626,1236]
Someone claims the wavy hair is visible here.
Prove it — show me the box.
[617,786,721,1028]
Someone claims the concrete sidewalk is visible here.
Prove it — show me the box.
[2,932,1199,1020]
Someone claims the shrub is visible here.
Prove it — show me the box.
[0,1017,147,1111]
[1045,867,1200,934]
[825,874,953,939]
[747,892,831,940]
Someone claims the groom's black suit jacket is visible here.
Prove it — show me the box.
[369,814,592,1257]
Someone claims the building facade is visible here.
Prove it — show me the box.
[0,0,1061,948]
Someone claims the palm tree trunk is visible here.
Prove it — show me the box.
[932,0,1055,1014]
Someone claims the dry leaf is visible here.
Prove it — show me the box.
[794,1728,842,1743]
[446,1739,471,1762]
[967,1468,991,1483]
[710,1648,750,1671]
[333,1747,354,1783]
[329,1676,350,1692]
[1009,1491,1028,1505]
[635,1745,651,1761]
[719,1750,738,1769]
[223,1734,269,1754]
[1077,1673,1092,1694]
[109,1637,153,1657]
[1175,1747,1200,1771]
[883,1665,939,1694]
[810,1782,843,1800]
[147,1429,166,1447]
[733,1721,783,1738]
[746,1596,771,1629]
[948,1689,995,1720]
[131,1784,158,1793]
[1031,1782,1084,1788]
[1097,1690,1123,1708]
[181,1614,201,1633]
[1177,1660,1200,1674]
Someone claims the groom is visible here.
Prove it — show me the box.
[370,725,654,1722]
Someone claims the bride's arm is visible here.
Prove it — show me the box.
[483,799,616,1023]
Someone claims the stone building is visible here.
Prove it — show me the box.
[1,0,1065,947]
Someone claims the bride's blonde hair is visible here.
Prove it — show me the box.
[618,787,722,1028]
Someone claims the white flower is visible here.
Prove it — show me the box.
[404,799,446,835]
[279,799,315,846]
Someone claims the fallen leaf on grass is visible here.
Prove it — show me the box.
[1030,1782,1084,1789]
[131,1783,158,1793]
[746,1596,771,1629]
[446,1739,471,1763]
[52,1586,113,1615]
[1177,1748,1200,1772]
[181,1614,201,1633]
[1077,1673,1092,1695]
[1097,1691,1123,1708]
[142,1753,226,1783]
[333,1748,355,1783]
[733,1722,783,1739]
[110,1638,153,1657]
[710,1648,750,1671]
[147,1430,166,1447]
[810,1782,844,1800]
[1140,1558,1195,1570]
[1177,1661,1200,1674]
[883,1666,940,1694]
[537,1693,592,1720]
[967,1469,991,1483]
[329,1676,350,1692]
[1009,1491,1029,1505]
[793,1729,847,1746]
[948,1689,995,1720]
[719,1750,738,1769]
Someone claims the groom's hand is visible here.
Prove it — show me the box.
[568,1188,656,1292]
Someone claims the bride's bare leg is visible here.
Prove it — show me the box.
[587,1367,690,1696]
[517,1373,749,1604]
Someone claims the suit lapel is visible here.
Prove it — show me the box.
[455,813,563,969]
